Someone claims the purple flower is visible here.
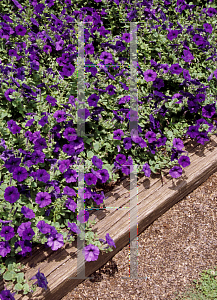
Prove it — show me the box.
[193,34,204,46]
[53,110,67,123]
[22,227,35,240]
[0,226,15,241]
[145,131,156,143]
[30,60,39,71]
[123,137,132,150]
[4,186,20,203]
[34,138,47,151]
[142,163,151,177]
[64,169,78,183]
[97,169,109,184]
[186,125,199,139]
[202,103,216,118]
[21,206,35,219]
[0,289,16,300]
[105,233,116,248]
[169,166,182,178]
[152,78,164,90]
[59,159,71,173]
[178,155,190,168]
[35,169,50,183]
[181,50,195,63]
[0,241,11,257]
[122,32,133,43]
[82,244,100,262]
[77,210,89,223]
[77,108,90,120]
[160,64,169,73]
[92,192,104,205]
[45,0,54,7]
[113,129,124,140]
[32,150,45,164]
[183,69,191,81]
[167,29,179,41]
[173,138,184,150]
[100,51,113,64]
[37,220,51,234]
[106,85,116,96]
[15,25,26,36]
[143,69,157,82]
[170,64,183,75]
[61,63,75,77]
[65,198,77,212]
[87,94,99,107]
[92,156,103,169]
[85,173,97,185]
[46,95,57,106]
[67,222,81,234]
[84,43,94,55]
[47,233,64,250]
[206,7,217,17]
[25,118,35,127]
[13,166,28,182]
[115,154,126,165]
[38,115,48,127]
[4,88,15,101]
[35,192,51,208]
[30,268,48,290]
[203,23,212,33]
[63,128,77,141]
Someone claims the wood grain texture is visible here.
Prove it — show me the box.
[2,135,217,300]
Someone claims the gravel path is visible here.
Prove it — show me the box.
[61,171,217,300]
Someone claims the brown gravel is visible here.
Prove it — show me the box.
[61,170,217,300]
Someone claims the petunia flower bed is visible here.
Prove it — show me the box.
[0,0,217,298]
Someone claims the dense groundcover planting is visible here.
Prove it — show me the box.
[0,0,217,297]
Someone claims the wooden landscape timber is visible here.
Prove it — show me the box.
[1,134,217,300]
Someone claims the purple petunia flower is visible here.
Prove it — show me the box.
[77,210,89,223]
[115,154,126,165]
[65,198,77,212]
[92,192,104,205]
[46,95,57,106]
[77,108,90,120]
[21,206,35,219]
[0,226,15,241]
[85,173,97,185]
[64,169,78,183]
[35,192,51,208]
[63,128,77,141]
[0,241,11,257]
[178,155,190,168]
[143,69,157,82]
[4,88,15,101]
[106,85,116,96]
[145,131,156,143]
[167,29,179,41]
[13,166,28,182]
[38,115,48,127]
[193,34,204,46]
[0,289,16,300]
[32,150,45,164]
[30,268,48,290]
[87,94,99,107]
[100,51,113,64]
[34,138,47,151]
[105,233,116,248]
[35,169,50,183]
[202,103,216,118]
[142,163,151,177]
[96,169,109,184]
[92,156,103,169]
[36,220,51,234]
[203,23,212,33]
[68,222,81,234]
[181,50,195,63]
[173,138,184,150]
[47,233,64,251]
[82,244,100,261]
[169,166,182,178]
[4,186,20,203]
[113,129,124,140]
[123,137,132,150]
[53,110,67,123]
[15,25,26,36]
[170,64,183,75]
[122,32,133,43]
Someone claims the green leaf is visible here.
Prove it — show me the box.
[14,283,23,291]
[3,270,16,281]
[93,141,100,152]
[87,151,94,159]
[0,265,6,275]
[23,283,30,293]
[16,272,25,284]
